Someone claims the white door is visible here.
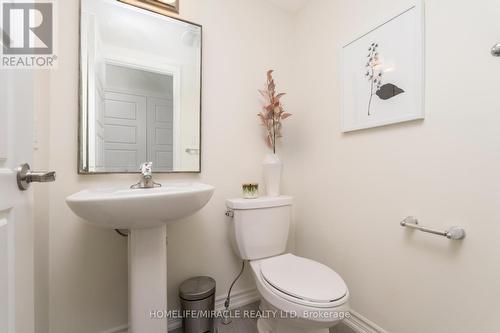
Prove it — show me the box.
[0,69,46,332]
[103,91,147,172]
[147,96,174,171]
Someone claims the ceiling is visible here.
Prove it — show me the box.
[267,0,309,12]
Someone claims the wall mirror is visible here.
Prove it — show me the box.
[79,0,201,173]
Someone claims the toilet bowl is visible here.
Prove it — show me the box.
[226,196,350,333]
[250,254,350,333]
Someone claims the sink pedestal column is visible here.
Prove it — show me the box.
[129,225,168,333]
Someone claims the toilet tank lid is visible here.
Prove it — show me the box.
[226,196,293,210]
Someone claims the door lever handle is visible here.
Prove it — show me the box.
[17,163,56,191]
[27,171,56,183]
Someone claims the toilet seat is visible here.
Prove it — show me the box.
[260,254,348,308]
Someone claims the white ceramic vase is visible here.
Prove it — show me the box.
[262,153,282,197]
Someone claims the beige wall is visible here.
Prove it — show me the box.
[38,0,500,332]
[37,0,294,332]
[283,0,500,332]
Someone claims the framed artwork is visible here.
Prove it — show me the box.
[118,0,179,16]
[341,2,424,132]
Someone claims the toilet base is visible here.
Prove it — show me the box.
[256,298,332,333]
[257,317,329,333]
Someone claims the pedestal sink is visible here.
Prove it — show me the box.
[66,183,215,333]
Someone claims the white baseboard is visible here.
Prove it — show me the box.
[343,310,388,333]
[98,291,388,333]
[215,288,259,312]
[168,288,259,331]
[98,324,129,333]
[97,289,258,333]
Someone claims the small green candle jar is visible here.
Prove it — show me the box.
[242,183,259,199]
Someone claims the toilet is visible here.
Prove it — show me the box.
[226,196,350,333]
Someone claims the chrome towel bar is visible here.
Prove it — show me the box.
[492,43,500,57]
[400,216,466,240]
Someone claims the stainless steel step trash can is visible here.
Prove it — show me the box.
[179,276,216,333]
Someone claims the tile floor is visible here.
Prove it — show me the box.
[170,301,354,333]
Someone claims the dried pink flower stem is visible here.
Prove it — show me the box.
[257,70,292,154]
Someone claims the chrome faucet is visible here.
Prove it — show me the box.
[130,162,161,189]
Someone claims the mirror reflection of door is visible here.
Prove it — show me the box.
[80,0,201,173]
[98,64,176,172]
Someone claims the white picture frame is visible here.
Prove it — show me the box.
[341,2,425,132]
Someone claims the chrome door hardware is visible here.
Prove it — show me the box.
[17,163,56,191]
[185,148,200,155]
[491,43,500,57]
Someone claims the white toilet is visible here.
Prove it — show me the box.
[226,196,350,333]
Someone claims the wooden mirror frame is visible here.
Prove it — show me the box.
[118,0,179,16]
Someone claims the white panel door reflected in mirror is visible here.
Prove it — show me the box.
[80,0,201,173]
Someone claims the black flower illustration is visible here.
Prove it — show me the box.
[365,43,405,116]
[376,83,405,100]
[365,43,382,116]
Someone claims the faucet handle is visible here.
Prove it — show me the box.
[140,162,153,178]
[131,162,161,189]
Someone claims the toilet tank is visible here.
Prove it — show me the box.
[226,196,292,260]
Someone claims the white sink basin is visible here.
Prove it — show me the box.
[66,183,215,229]
[66,182,215,332]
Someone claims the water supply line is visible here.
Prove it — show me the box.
[115,229,129,237]
[222,260,245,325]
